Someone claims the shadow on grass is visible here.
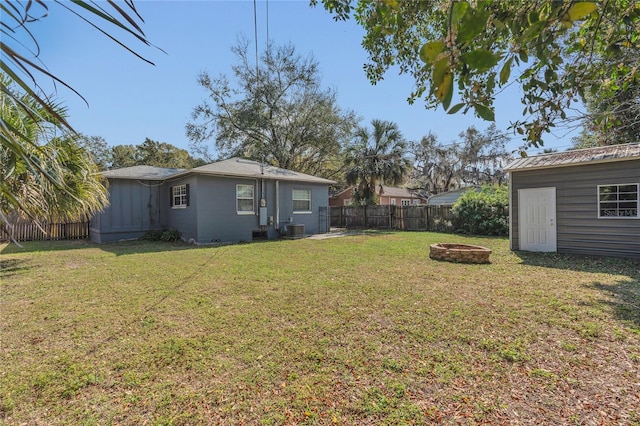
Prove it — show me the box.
[0,239,205,256]
[590,279,640,330]
[516,251,640,329]
[0,258,32,278]
[514,250,640,276]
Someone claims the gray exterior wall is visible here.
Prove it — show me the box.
[162,176,199,242]
[163,176,330,243]
[510,159,640,259]
[92,174,331,244]
[276,181,330,235]
[89,179,162,243]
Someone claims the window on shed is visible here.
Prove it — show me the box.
[236,184,254,214]
[171,184,189,208]
[293,189,311,212]
[401,199,411,206]
[598,184,639,218]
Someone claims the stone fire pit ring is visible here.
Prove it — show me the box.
[429,243,491,264]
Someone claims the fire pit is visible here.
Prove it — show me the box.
[429,243,491,264]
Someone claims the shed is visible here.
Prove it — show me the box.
[503,143,640,259]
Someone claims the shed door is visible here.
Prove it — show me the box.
[518,187,557,252]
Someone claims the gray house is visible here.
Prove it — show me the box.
[90,158,335,244]
[504,143,640,259]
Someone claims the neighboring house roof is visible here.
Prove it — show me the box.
[101,158,335,184]
[378,185,420,198]
[101,165,186,180]
[427,187,478,206]
[331,185,421,198]
[504,143,640,172]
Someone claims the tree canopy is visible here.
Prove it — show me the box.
[344,119,411,205]
[1,1,154,235]
[186,40,358,180]
[1,78,107,225]
[315,0,639,148]
[410,124,510,195]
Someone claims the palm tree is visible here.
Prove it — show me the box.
[1,76,108,236]
[344,119,411,205]
[1,2,152,238]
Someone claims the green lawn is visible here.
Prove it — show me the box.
[1,232,638,425]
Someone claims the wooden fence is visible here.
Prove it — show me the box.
[1,221,90,242]
[330,205,455,233]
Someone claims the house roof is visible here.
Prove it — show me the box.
[330,185,422,199]
[378,185,420,198]
[504,143,640,172]
[184,158,336,184]
[101,165,186,180]
[103,158,335,184]
[427,187,478,206]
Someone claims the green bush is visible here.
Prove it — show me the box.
[140,229,181,242]
[451,184,509,236]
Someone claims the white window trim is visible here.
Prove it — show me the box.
[597,183,639,219]
[236,184,255,215]
[390,199,396,205]
[401,199,411,206]
[292,189,312,213]
[172,184,188,209]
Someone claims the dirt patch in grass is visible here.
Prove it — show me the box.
[1,235,638,424]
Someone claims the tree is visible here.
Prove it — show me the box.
[1,79,108,225]
[410,125,510,195]
[186,40,357,179]
[315,0,639,148]
[1,1,154,236]
[109,139,206,169]
[77,135,112,170]
[344,119,411,205]
[410,133,460,195]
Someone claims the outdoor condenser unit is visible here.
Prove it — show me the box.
[286,224,305,239]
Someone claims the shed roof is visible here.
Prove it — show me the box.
[101,165,186,180]
[504,143,640,172]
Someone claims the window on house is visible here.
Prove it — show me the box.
[293,189,311,212]
[412,199,420,205]
[390,199,396,205]
[598,184,639,218]
[343,199,352,206]
[237,184,254,214]
[171,184,189,208]
[401,199,411,206]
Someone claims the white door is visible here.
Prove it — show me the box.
[518,187,557,252]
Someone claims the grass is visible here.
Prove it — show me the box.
[1,232,639,425]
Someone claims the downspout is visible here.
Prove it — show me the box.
[275,180,280,233]
[508,173,513,250]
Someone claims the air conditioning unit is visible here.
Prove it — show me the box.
[285,224,305,239]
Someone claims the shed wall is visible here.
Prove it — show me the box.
[510,159,640,258]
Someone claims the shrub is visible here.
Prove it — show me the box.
[452,184,509,236]
[140,229,181,242]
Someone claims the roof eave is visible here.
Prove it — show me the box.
[504,155,640,173]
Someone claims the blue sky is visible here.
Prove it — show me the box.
[23,1,580,157]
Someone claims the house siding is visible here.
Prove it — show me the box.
[163,176,199,242]
[89,179,162,243]
[192,175,258,243]
[277,181,329,235]
[510,159,640,259]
